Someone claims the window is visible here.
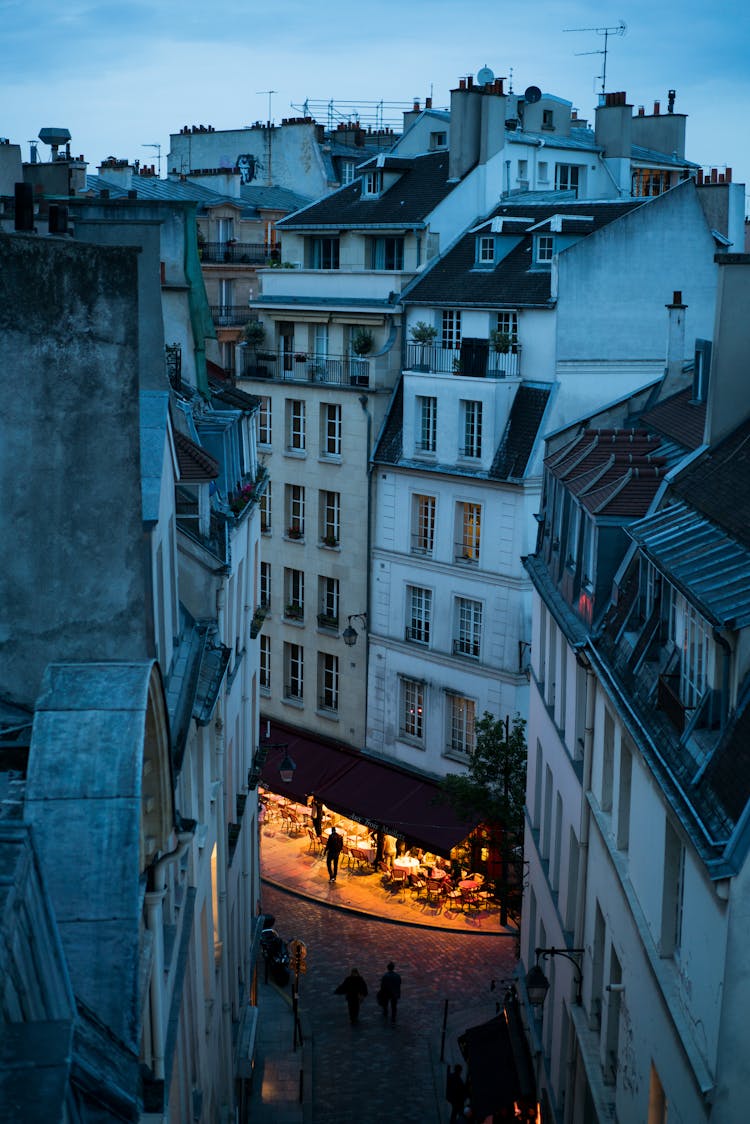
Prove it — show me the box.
[260,562,271,610]
[495,310,518,346]
[400,678,424,741]
[284,642,304,701]
[430,131,447,149]
[477,235,494,264]
[318,652,339,712]
[454,597,482,658]
[616,739,633,851]
[285,484,304,538]
[555,164,581,194]
[340,161,356,185]
[309,237,340,269]
[318,577,339,629]
[313,323,328,363]
[260,634,271,691]
[258,396,272,445]
[406,585,432,645]
[632,168,669,197]
[441,309,461,350]
[447,695,475,756]
[538,160,549,182]
[461,400,483,459]
[319,490,340,546]
[321,403,342,457]
[661,820,685,957]
[412,494,436,556]
[677,597,710,709]
[542,108,554,129]
[416,395,437,453]
[535,235,554,264]
[260,483,271,533]
[364,170,383,196]
[286,399,305,452]
[602,709,614,811]
[368,236,404,270]
[455,501,481,563]
[284,568,304,621]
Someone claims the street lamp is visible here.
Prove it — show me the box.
[526,946,585,1008]
[342,612,368,647]
[279,749,296,783]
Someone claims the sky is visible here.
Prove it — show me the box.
[2,0,748,214]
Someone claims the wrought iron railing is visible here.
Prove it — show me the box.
[405,343,521,378]
[240,349,370,387]
[210,305,257,327]
[201,242,280,265]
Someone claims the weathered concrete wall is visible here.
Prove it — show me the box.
[0,233,151,706]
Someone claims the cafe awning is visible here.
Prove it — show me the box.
[259,722,477,855]
[459,1001,537,1121]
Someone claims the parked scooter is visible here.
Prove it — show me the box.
[260,914,290,986]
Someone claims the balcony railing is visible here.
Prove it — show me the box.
[240,349,370,387]
[454,541,480,564]
[201,242,280,265]
[210,305,258,327]
[405,343,521,378]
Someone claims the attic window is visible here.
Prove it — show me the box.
[477,235,495,265]
[341,161,357,185]
[430,131,447,149]
[534,235,554,265]
[363,170,383,196]
[542,109,554,130]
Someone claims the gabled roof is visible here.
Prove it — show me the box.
[546,429,667,518]
[405,199,643,307]
[276,151,455,230]
[174,430,220,482]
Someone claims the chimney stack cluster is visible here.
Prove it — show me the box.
[696,168,733,185]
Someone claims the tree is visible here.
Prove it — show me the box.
[441,712,527,925]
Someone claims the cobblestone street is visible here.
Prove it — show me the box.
[259,883,519,1124]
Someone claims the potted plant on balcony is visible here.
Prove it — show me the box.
[244,320,266,348]
[489,329,512,376]
[322,533,339,548]
[318,613,339,630]
[351,328,374,356]
[285,603,303,620]
[409,321,438,371]
[250,606,267,638]
[287,525,303,540]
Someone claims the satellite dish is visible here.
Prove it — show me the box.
[477,65,495,86]
[524,86,542,104]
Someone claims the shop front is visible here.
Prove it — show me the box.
[257,721,476,857]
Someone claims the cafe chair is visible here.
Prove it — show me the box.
[424,878,445,908]
[389,869,408,899]
[408,872,426,900]
[460,887,481,913]
[306,827,323,855]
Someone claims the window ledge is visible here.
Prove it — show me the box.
[315,708,340,722]
[282,697,304,709]
[318,455,342,465]
[283,449,307,460]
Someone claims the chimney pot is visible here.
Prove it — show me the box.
[673,291,682,305]
[726,167,732,182]
[467,75,473,89]
[654,100,660,115]
[697,169,704,185]
[459,78,466,90]
[711,167,718,184]
[413,99,420,111]
[638,105,645,116]
[426,96,432,109]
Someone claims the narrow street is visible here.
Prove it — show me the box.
[258,883,519,1124]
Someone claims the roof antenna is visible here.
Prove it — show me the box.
[563,21,627,96]
[508,66,513,94]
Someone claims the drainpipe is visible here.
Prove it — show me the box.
[145,831,194,1080]
[212,697,233,1102]
[359,393,373,741]
[532,138,544,190]
[597,151,626,196]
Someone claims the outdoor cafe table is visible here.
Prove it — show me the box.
[459,878,481,891]
[393,856,420,874]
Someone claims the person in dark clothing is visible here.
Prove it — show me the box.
[324,825,344,881]
[310,795,323,837]
[446,1063,466,1124]
[334,967,368,1023]
[379,961,402,1022]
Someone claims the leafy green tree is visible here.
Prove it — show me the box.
[441,712,527,925]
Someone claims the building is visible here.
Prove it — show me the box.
[519,254,750,1122]
[1,162,265,1121]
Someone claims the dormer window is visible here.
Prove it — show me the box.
[364,170,383,196]
[430,131,447,149]
[341,161,356,185]
[542,108,554,130]
[535,235,554,265]
[476,235,495,265]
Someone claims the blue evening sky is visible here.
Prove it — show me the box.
[1,0,748,213]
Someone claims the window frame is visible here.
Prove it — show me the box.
[259,634,271,691]
[318,576,340,629]
[321,402,342,458]
[405,584,432,645]
[284,642,304,701]
[286,484,305,538]
[260,483,271,534]
[309,236,340,270]
[535,235,554,264]
[441,309,462,350]
[461,400,483,459]
[411,493,436,556]
[456,500,481,563]
[453,596,483,659]
[320,490,341,547]
[286,399,306,452]
[416,395,437,453]
[258,396,272,446]
[284,567,304,620]
[260,561,271,610]
[319,652,340,712]
[368,235,404,270]
[399,677,424,742]
[446,693,476,757]
[477,235,495,264]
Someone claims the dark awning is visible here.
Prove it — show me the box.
[259,721,476,855]
[459,1001,537,1120]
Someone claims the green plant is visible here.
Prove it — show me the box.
[250,606,267,638]
[285,603,303,618]
[351,328,374,356]
[409,320,438,345]
[489,329,512,354]
[243,320,266,348]
[323,533,339,547]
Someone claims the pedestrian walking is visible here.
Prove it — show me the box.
[378,961,402,1022]
[446,1063,466,1124]
[383,832,397,869]
[309,795,323,838]
[334,967,368,1023]
[324,825,344,881]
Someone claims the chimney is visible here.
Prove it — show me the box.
[14,182,34,231]
[638,106,645,117]
[426,97,432,109]
[662,290,687,394]
[449,78,484,180]
[653,100,660,115]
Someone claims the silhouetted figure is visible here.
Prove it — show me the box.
[379,961,402,1022]
[324,826,344,881]
[446,1063,466,1123]
[334,967,368,1023]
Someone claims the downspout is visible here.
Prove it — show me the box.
[359,393,373,741]
[145,831,194,1080]
[212,696,234,1103]
[597,151,625,197]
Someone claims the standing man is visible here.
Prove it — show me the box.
[324,825,344,882]
[334,967,368,1024]
[379,961,402,1023]
[446,1064,467,1123]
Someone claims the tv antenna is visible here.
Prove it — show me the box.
[563,21,626,95]
[257,89,277,123]
[142,143,161,176]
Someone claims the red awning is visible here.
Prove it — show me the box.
[259,722,476,855]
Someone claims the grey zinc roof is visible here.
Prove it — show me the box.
[405,199,643,307]
[627,501,750,628]
[276,151,456,230]
[507,127,601,153]
[240,184,313,212]
[631,144,701,169]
